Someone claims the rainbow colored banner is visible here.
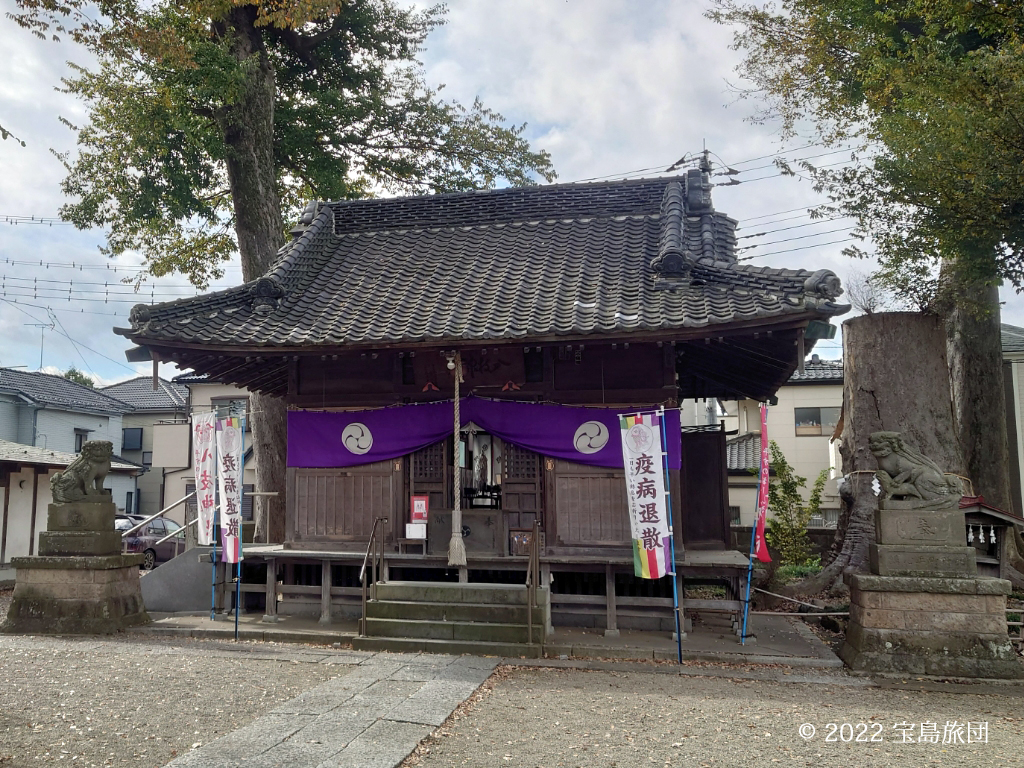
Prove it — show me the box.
[620,412,671,579]
[216,417,244,563]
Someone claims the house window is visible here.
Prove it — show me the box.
[123,427,143,451]
[125,491,133,512]
[74,429,90,453]
[142,451,153,467]
[794,406,841,437]
[729,505,741,524]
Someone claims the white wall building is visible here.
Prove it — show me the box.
[722,356,844,527]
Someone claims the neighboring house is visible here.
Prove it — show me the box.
[723,355,844,527]
[0,368,139,510]
[155,372,255,526]
[1002,324,1024,515]
[99,376,189,516]
[0,439,142,567]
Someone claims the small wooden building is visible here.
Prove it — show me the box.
[117,170,848,629]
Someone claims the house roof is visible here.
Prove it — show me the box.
[788,357,844,384]
[726,432,761,472]
[100,376,188,411]
[0,368,132,415]
[118,175,848,353]
[1002,324,1024,354]
[0,439,141,472]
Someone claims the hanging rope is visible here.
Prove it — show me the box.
[449,351,467,567]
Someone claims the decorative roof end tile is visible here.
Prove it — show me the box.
[250,276,285,316]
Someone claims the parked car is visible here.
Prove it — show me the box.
[116,515,185,569]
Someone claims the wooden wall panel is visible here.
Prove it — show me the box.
[552,461,630,547]
[292,461,394,543]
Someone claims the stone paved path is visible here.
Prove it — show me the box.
[169,652,497,768]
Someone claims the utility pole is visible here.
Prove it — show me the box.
[24,323,52,370]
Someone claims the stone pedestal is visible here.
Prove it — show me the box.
[3,497,149,634]
[839,574,1023,678]
[840,498,1023,678]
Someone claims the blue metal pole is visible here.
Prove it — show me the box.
[740,406,764,645]
[658,407,683,664]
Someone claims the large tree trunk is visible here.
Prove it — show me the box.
[216,7,288,542]
[801,312,965,593]
[945,278,1012,509]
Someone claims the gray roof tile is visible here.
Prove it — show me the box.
[120,176,848,350]
[0,369,131,415]
[789,358,844,383]
[99,377,188,411]
[1002,324,1024,354]
[727,432,761,472]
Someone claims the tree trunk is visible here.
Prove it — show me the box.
[216,7,288,542]
[945,279,1012,509]
[801,312,965,593]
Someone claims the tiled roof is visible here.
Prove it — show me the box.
[100,377,188,411]
[118,175,848,350]
[0,439,141,472]
[171,372,210,384]
[788,358,844,384]
[0,368,131,415]
[727,432,761,472]
[1002,324,1024,354]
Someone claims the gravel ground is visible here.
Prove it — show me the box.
[0,633,340,768]
[408,665,1024,768]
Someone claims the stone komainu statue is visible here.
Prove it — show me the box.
[50,440,113,503]
[868,431,962,510]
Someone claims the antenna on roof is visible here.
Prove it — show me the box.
[24,322,53,370]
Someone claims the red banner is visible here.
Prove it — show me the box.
[754,403,772,563]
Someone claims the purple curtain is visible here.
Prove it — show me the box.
[287,396,682,470]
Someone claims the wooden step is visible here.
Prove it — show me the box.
[351,635,543,658]
[366,599,546,624]
[365,617,544,644]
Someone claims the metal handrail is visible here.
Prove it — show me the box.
[525,519,541,647]
[120,492,196,538]
[154,517,196,546]
[359,516,388,637]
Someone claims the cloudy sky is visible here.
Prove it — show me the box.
[0,0,1019,385]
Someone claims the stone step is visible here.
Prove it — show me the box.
[350,634,543,658]
[374,581,548,605]
[365,617,544,644]
[366,599,546,624]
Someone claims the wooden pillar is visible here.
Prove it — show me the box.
[262,557,278,623]
[458,565,468,583]
[27,467,39,556]
[604,563,619,637]
[319,559,332,625]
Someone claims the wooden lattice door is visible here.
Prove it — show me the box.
[502,441,543,528]
[410,439,450,514]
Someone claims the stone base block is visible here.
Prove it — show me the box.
[46,501,116,532]
[37,530,122,557]
[839,573,1023,679]
[3,555,149,634]
[875,508,966,547]
[870,543,977,578]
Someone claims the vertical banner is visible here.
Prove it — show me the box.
[192,412,217,546]
[753,403,772,563]
[620,412,671,579]
[216,417,244,563]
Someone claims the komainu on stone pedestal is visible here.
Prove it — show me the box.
[3,440,149,635]
[840,432,1023,678]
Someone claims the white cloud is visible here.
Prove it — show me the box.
[0,0,1019,380]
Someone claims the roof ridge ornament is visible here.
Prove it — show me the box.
[650,181,690,279]
[129,304,152,327]
[804,269,844,299]
[250,276,285,315]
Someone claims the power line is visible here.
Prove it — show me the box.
[719,148,852,176]
[737,225,853,252]
[737,216,852,239]
[738,237,858,260]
